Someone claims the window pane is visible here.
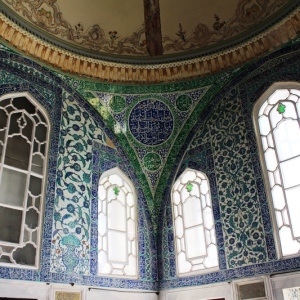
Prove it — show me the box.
[12,97,36,114]
[28,176,42,196]
[98,168,138,278]
[183,196,202,228]
[185,225,206,258]
[280,156,300,189]
[0,206,22,243]
[107,200,126,231]
[0,167,27,207]
[256,87,300,258]
[4,135,30,170]
[172,169,219,276]
[108,230,127,262]
[285,186,300,238]
[274,119,300,161]
[35,123,47,143]
[31,154,44,175]
[0,93,49,268]
[25,208,39,230]
[12,243,36,266]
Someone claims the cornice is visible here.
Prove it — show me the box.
[0,8,299,83]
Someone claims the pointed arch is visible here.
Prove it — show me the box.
[171,168,219,277]
[0,92,50,268]
[253,82,300,257]
[98,167,138,278]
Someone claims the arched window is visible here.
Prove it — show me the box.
[254,83,300,257]
[172,168,219,277]
[0,92,50,268]
[98,167,138,278]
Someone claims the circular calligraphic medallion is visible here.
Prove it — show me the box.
[129,99,173,146]
[110,95,126,113]
[176,95,192,111]
[143,153,162,171]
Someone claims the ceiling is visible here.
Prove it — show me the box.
[0,0,296,63]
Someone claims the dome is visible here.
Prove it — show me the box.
[0,0,299,82]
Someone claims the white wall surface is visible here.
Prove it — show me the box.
[0,280,158,300]
[0,280,49,299]
[271,271,300,300]
[1,272,300,300]
[87,289,158,300]
[159,281,232,300]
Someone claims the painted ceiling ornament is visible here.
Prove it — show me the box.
[2,0,291,58]
[2,0,146,55]
[88,25,104,41]
[213,14,226,31]
[277,102,286,114]
[176,23,186,42]
[186,182,193,192]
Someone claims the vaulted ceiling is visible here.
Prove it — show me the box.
[0,1,299,83]
[0,0,297,61]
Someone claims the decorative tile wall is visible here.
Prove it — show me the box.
[0,47,157,290]
[1,37,300,292]
[51,92,106,275]
[158,39,300,290]
[64,69,240,232]
[0,48,62,284]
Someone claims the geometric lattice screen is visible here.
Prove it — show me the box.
[0,93,49,268]
[98,167,138,278]
[256,85,300,257]
[171,168,219,277]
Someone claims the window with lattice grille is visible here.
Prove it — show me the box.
[0,93,49,268]
[98,168,138,278]
[172,168,219,277]
[254,83,300,257]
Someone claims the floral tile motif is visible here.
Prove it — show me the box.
[2,0,147,56]
[204,88,267,268]
[158,44,300,286]
[1,37,300,292]
[51,92,107,275]
[0,47,158,289]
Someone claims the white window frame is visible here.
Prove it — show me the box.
[171,168,219,277]
[0,92,50,269]
[253,82,300,258]
[97,167,138,278]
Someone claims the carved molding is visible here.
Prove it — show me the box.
[0,8,299,83]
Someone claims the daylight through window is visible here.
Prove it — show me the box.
[172,168,219,276]
[98,168,138,278]
[0,93,49,268]
[255,84,300,257]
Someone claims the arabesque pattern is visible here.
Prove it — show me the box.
[51,93,106,274]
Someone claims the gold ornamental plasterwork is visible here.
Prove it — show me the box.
[0,8,299,83]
